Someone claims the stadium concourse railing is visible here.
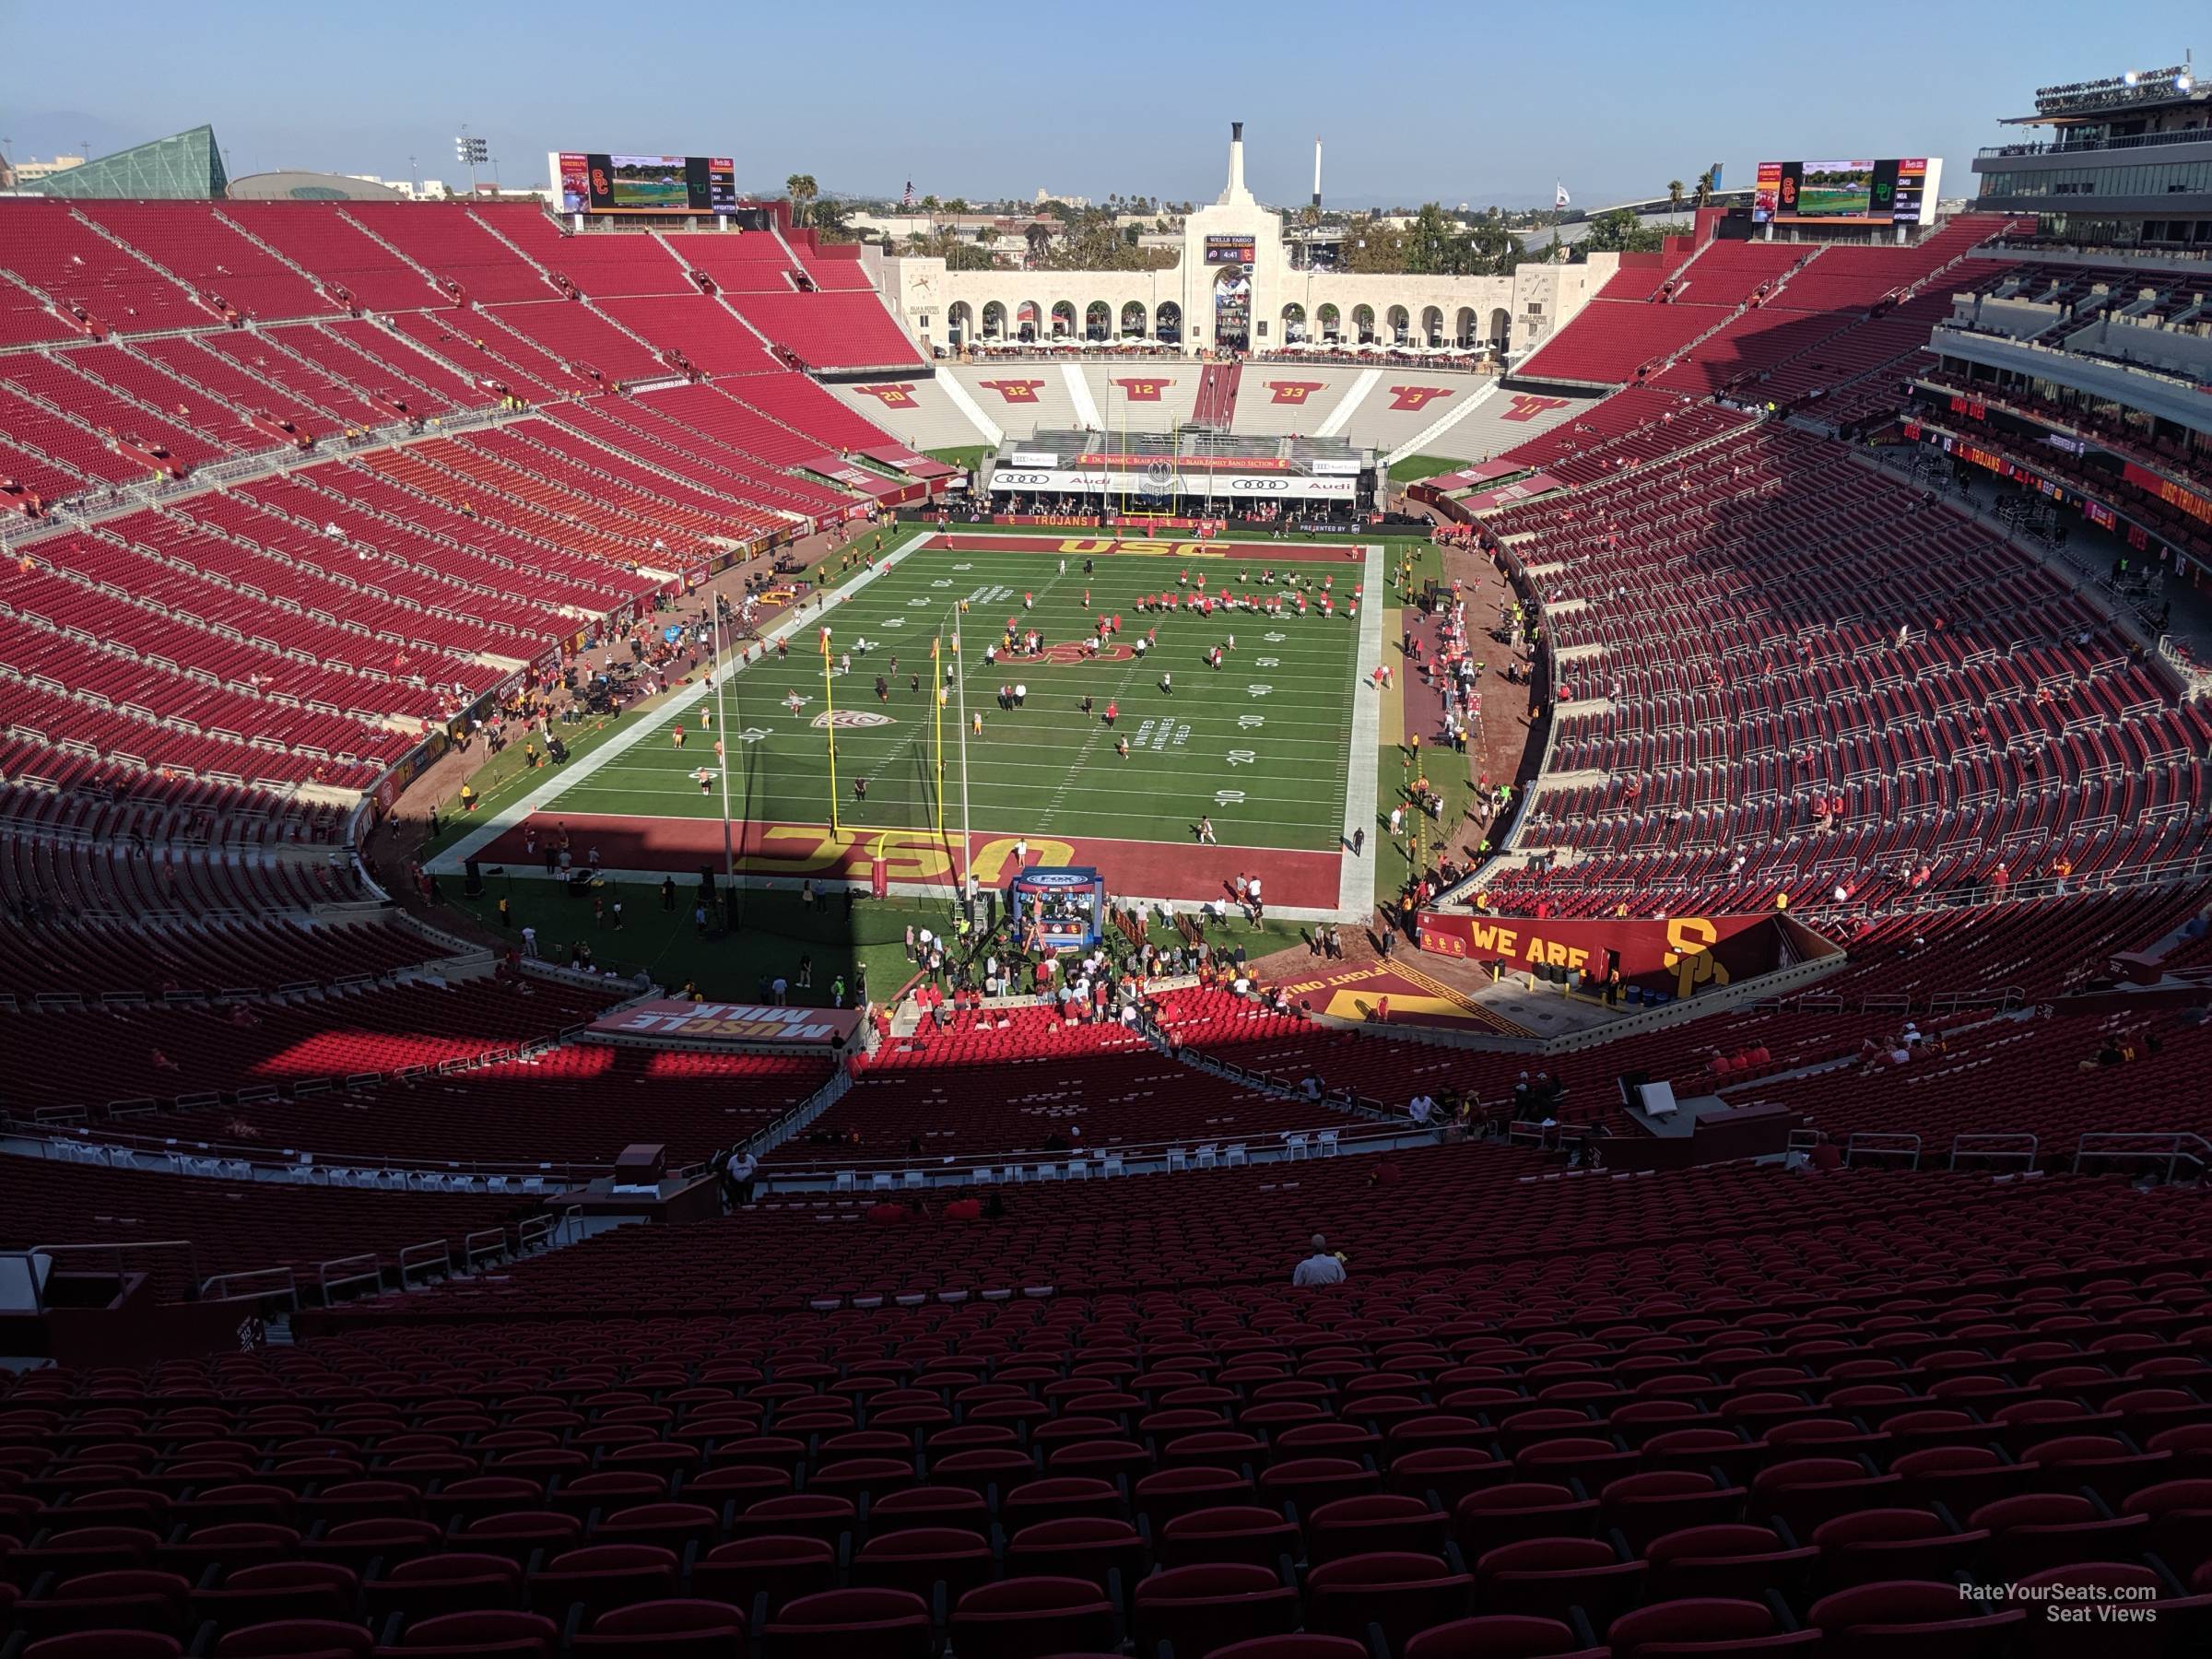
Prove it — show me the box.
[748,1119,1443,1194]
[1783,1126,2208,1183]
[8,1124,608,1195]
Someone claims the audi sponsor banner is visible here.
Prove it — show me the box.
[1007,450,1062,467]
[1310,457,1365,477]
[990,468,1355,500]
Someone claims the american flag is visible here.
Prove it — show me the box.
[901,179,914,208]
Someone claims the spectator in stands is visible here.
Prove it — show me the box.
[1294,1234,1347,1287]
[720,1147,759,1209]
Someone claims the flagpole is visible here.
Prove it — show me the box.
[821,629,841,835]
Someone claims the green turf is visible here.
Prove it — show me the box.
[1389,453,1465,484]
[448,877,1314,1006]
[524,531,1367,856]
[925,446,992,473]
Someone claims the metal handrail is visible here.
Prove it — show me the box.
[1979,128,2212,159]
[317,1251,383,1302]
[1843,1131,1923,1171]
[397,1238,453,1288]
[2073,1130,2209,1183]
[26,1237,204,1291]
[13,1123,598,1192]
[200,1265,300,1311]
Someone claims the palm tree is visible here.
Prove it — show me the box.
[1693,170,1714,209]
[784,172,818,227]
[1666,180,1685,212]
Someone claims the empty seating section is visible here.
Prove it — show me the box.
[0,1153,547,1292]
[43,1041,833,1170]
[269,324,467,418]
[358,435,715,564]
[1514,301,1721,386]
[0,198,206,333]
[382,308,567,403]
[1594,237,1700,301]
[194,328,418,428]
[778,1006,1365,1167]
[481,301,669,386]
[218,203,439,311]
[0,270,76,348]
[73,203,335,324]
[48,343,264,455]
[129,335,340,437]
[669,230,809,292]
[1513,218,2020,453]
[724,291,930,371]
[790,232,877,292]
[323,318,501,410]
[76,511,504,698]
[489,213,691,297]
[0,532,472,728]
[0,367,210,487]
[1489,422,2211,913]
[1645,309,1853,396]
[598,295,775,374]
[0,620,406,772]
[0,977,619,1113]
[719,374,908,456]
[1667,242,1806,310]
[5,1152,2209,1655]
[551,399,847,523]
[338,204,555,305]
[0,912,451,1006]
[1499,388,1751,485]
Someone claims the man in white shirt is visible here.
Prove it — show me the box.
[1408,1094,1435,1126]
[1293,1234,1347,1288]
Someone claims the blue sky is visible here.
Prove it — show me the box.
[9,1,2205,207]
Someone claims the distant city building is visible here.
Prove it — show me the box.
[12,154,87,182]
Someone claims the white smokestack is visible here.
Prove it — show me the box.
[1312,136,1323,208]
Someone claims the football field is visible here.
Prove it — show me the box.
[439,531,1384,917]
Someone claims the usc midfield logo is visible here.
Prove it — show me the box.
[857,384,917,408]
[978,380,1047,404]
[1265,382,1325,405]
[1386,385,1452,412]
[1500,394,1571,423]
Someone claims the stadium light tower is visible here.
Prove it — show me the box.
[455,127,488,194]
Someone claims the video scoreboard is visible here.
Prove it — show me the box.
[1753,158,1940,226]
[551,152,738,216]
